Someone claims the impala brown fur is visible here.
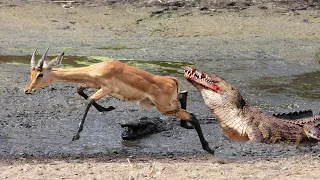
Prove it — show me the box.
[24,47,215,155]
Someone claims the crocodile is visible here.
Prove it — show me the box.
[184,66,320,143]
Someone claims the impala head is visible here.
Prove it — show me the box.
[184,66,245,109]
[24,47,64,94]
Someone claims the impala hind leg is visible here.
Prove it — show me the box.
[73,89,111,141]
[77,84,115,112]
[163,107,215,155]
[178,91,193,129]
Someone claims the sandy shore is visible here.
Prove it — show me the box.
[0,155,320,179]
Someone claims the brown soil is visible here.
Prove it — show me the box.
[0,0,320,179]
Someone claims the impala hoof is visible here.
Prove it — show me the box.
[72,134,80,141]
[180,120,194,129]
[105,106,115,111]
[204,147,215,155]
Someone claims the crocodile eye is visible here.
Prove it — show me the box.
[37,73,44,78]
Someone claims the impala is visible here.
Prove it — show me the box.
[24,47,215,155]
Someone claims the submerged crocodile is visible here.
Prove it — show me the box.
[184,66,320,143]
[121,116,168,140]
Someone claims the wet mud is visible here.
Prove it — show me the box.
[0,1,319,161]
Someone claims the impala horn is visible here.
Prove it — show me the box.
[30,47,38,67]
[37,46,50,68]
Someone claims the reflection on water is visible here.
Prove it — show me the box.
[0,55,193,76]
[252,71,320,100]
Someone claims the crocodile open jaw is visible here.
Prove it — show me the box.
[184,66,220,92]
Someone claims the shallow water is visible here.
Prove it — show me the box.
[252,71,320,100]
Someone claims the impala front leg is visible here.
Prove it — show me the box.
[72,89,111,141]
[77,84,115,112]
[72,100,93,141]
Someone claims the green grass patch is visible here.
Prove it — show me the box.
[315,48,320,64]
[87,56,116,61]
[5,62,26,65]
[83,146,95,151]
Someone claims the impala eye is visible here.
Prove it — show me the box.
[37,73,44,78]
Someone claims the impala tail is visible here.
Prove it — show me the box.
[24,47,64,94]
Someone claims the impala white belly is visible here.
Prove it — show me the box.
[110,88,146,101]
[107,80,148,102]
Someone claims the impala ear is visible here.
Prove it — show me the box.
[46,52,64,70]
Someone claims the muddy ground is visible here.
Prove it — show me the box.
[0,0,320,179]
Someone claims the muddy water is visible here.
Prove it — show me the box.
[0,55,319,159]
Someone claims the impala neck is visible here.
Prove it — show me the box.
[49,67,92,83]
